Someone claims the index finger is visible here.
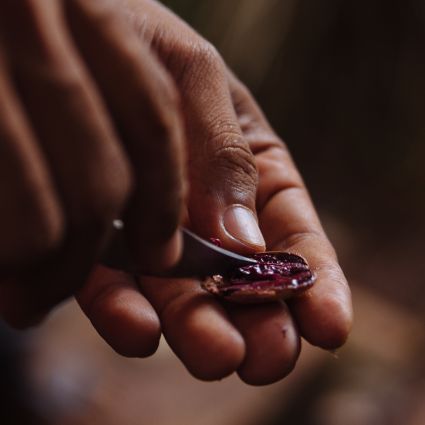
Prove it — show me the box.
[230,75,353,349]
[65,0,187,270]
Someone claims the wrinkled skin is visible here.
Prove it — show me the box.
[0,0,352,386]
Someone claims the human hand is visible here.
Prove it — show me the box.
[76,0,353,385]
[0,0,187,326]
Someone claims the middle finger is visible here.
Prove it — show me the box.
[138,275,246,381]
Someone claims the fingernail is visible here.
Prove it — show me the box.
[223,205,265,249]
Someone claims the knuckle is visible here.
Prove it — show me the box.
[210,139,258,190]
[14,44,88,97]
[251,136,289,157]
[42,63,86,95]
[274,143,291,162]
[191,41,222,69]
[172,40,224,83]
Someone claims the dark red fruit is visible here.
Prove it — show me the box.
[209,238,222,247]
[202,252,316,303]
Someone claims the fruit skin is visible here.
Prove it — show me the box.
[202,252,316,304]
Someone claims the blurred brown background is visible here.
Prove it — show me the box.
[1,1,424,424]
[172,0,425,313]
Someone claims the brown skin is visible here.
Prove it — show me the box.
[0,0,186,324]
[0,0,352,386]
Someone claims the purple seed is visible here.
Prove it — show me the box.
[209,237,222,247]
[202,251,316,303]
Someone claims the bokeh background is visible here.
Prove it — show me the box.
[1,1,424,424]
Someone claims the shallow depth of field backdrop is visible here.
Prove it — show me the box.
[1,1,424,424]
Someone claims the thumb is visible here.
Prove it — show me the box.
[188,140,265,254]
[175,49,265,253]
